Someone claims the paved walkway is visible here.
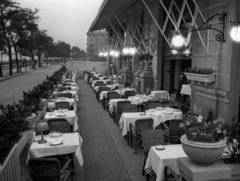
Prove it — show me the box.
[76,79,146,181]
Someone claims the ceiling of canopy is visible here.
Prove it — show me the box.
[88,0,139,32]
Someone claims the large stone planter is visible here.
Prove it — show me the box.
[184,72,215,85]
[180,134,226,163]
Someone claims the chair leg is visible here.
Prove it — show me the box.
[142,157,146,176]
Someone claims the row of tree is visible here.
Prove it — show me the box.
[0,0,86,77]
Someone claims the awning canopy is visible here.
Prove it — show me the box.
[88,0,138,32]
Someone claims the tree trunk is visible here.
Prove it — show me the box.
[31,52,35,69]
[0,61,3,77]
[0,19,13,75]
[13,45,19,73]
[37,54,41,67]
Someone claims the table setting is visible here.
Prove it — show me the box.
[44,110,79,131]
[26,132,84,166]
[55,97,77,111]
[145,107,183,128]
[128,94,154,105]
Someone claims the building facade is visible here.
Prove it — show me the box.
[88,0,240,124]
[86,30,108,61]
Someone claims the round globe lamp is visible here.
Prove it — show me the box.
[171,33,185,47]
[35,120,49,144]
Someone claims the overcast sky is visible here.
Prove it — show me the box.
[14,0,104,51]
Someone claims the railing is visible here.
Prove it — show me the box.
[0,144,21,181]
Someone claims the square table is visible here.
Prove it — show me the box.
[150,91,170,100]
[60,90,79,102]
[119,112,152,136]
[145,108,183,128]
[145,144,187,181]
[180,84,191,97]
[108,98,127,113]
[55,98,78,111]
[26,132,84,166]
[44,110,79,131]
[128,95,154,105]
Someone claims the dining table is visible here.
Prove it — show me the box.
[119,112,152,136]
[150,90,170,100]
[26,132,84,166]
[60,90,79,102]
[145,108,183,128]
[108,98,127,113]
[44,110,79,131]
[145,144,187,181]
[127,95,154,105]
[55,98,78,111]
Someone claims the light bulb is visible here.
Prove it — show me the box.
[230,26,240,42]
[183,49,190,55]
[171,34,185,47]
[99,52,103,56]
[129,47,136,55]
[114,51,120,57]
[122,48,129,55]
[103,52,108,57]
[109,50,114,56]
[171,49,178,54]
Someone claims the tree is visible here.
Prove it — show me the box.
[71,46,81,60]
[56,41,71,60]
[0,0,20,75]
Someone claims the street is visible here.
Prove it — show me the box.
[0,65,60,105]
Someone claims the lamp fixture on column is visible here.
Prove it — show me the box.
[171,32,185,48]
[188,13,227,42]
[230,13,240,42]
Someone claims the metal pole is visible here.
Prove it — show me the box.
[141,0,172,47]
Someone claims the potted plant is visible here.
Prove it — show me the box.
[180,114,226,164]
[184,66,215,84]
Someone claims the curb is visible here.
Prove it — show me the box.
[0,67,46,82]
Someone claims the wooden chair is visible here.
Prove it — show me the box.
[60,87,71,91]
[97,86,111,102]
[106,81,113,85]
[159,93,176,107]
[142,130,165,180]
[147,102,162,110]
[48,119,71,133]
[55,101,70,110]
[122,104,138,113]
[104,92,120,111]
[59,93,73,99]
[162,119,185,144]
[124,90,135,98]
[114,101,131,126]
[145,87,151,95]
[129,118,153,154]
[29,158,73,181]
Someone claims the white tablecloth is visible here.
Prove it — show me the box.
[26,132,84,166]
[145,144,187,181]
[61,90,79,102]
[119,112,152,136]
[114,88,135,96]
[127,95,154,105]
[145,108,183,128]
[55,98,77,111]
[150,91,170,100]
[91,80,104,88]
[44,110,79,131]
[180,84,191,97]
[108,98,127,113]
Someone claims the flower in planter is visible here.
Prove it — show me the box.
[180,114,226,143]
[224,117,240,162]
[185,66,214,75]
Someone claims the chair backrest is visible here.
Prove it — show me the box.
[112,86,119,90]
[99,86,111,93]
[148,102,162,109]
[107,92,120,100]
[95,82,105,87]
[170,93,177,102]
[60,87,71,91]
[55,101,70,110]
[48,120,71,133]
[201,108,210,120]
[58,93,72,98]
[106,81,113,85]
[62,83,71,86]
[169,119,185,136]
[124,90,135,98]
[65,80,73,83]
[29,158,62,181]
[145,87,151,95]
[116,101,131,112]
[135,118,154,136]
[142,129,165,153]
[122,104,138,113]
